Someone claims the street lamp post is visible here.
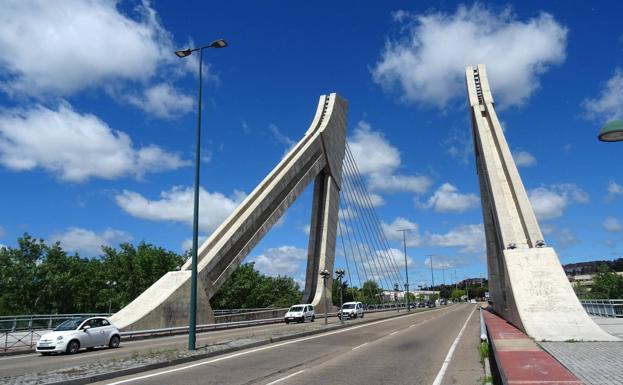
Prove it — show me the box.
[335,269,345,324]
[320,269,331,325]
[175,38,228,351]
[398,229,410,312]
[394,283,400,312]
[106,280,117,314]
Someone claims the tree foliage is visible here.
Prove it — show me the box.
[586,265,623,299]
[210,263,302,309]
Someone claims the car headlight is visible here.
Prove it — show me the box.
[57,336,63,341]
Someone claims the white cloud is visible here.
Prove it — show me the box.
[0,103,189,181]
[419,183,479,213]
[425,224,485,253]
[513,150,537,167]
[339,207,358,220]
[381,217,421,247]
[372,4,567,108]
[603,217,623,233]
[347,121,432,194]
[115,186,246,233]
[528,184,589,220]
[181,235,208,254]
[300,224,310,236]
[554,228,578,249]
[583,68,623,120]
[0,243,6,250]
[50,227,132,256]
[0,0,183,97]
[252,246,307,277]
[607,181,623,201]
[125,83,194,119]
[423,255,466,270]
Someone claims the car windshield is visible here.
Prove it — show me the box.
[289,306,304,312]
[342,304,355,309]
[54,317,88,331]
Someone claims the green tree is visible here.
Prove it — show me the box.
[211,263,302,309]
[451,288,465,301]
[589,265,623,299]
[360,280,383,304]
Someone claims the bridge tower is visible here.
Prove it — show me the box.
[465,65,617,341]
[111,94,347,331]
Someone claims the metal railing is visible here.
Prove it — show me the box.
[581,299,623,318]
[0,313,112,332]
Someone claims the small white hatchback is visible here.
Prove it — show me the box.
[284,304,315,324]
[36,317,121,355]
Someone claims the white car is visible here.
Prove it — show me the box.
[36,317,121,355]
[338,301,364,319]
[284,304,315,324]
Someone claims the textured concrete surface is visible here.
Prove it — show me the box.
[540,341,623,385]
[111,94,348,330]
[466,64,617,341]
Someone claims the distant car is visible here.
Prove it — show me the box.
[426,301,436,308]
[439,299,448,306]
[338,301,364,319]
[470,299,477,304]
[284,304,315,324]
[417,302,426,308]
[36,317,120,355]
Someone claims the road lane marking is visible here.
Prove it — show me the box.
[351,342,368,350]
[390,331,399,335]
[431,305,477,385]
[107,307,457,384]
[265,369,306,385]
[107,305,462,384]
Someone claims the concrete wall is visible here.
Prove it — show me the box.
[111,94,347,330]
[466,65,618,341]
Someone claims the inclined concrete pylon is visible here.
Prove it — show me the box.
[111,93,347,331]
[465,64,617,341]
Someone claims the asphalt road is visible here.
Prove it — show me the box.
[0,308,431,379]
[97,303,481,385]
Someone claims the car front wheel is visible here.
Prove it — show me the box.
[66,340,80,354]
[109,335,121,349]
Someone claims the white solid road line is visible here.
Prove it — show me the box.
[390,331,399,335]
[107,307,454,385]
[351,342,368,350]
[264,369,306,385]
[431,305,477,385]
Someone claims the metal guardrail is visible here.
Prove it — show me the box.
[0,313,112,332]
[581,299,623,318]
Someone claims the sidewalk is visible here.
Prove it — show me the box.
[539,316,623,385]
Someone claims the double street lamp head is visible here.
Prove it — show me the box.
[335,268,345,278]
[598,120,623,142]
[319,269,330,279]
[175,39,228,58]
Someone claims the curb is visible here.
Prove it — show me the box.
[482,309,582,385]
[43,308,431,385]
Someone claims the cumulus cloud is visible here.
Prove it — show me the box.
[347,121,432,194]
[425,224,485,253]
[0,1,198,119]
[603,217,623,233]
[381,217,421,247]
[251,246,307,277]
[125,83,194,119]
[513,150,537,167]
[115,186,246,233]
[50,227,132,256]
[423,255,467,270]
[0,103,188,181]
[528,184,589,220]
[607,181,623,201]
[554,228,578,249]
[372,4,567,108]
[583,68,623,120]
[419,183,479,213]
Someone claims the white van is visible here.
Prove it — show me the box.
[338,301,364,319]
[284,304,315,324]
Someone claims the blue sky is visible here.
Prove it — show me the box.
[0,0,622,290]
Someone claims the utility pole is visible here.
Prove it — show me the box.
[398,229,411,312]
[427,255,435,292]
[335,269,345,324]
[320,270,330,324]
